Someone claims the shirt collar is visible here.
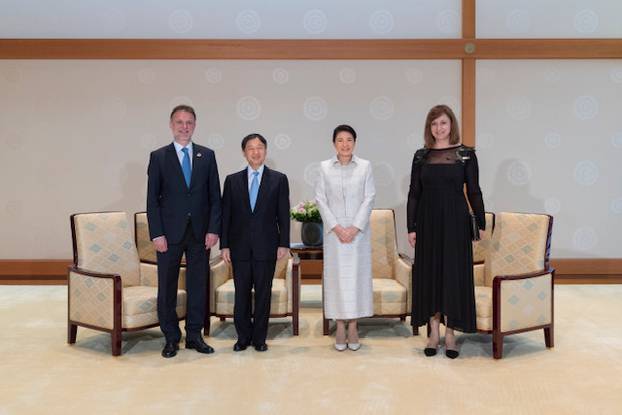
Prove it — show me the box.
[173,141,193,153]
[247,164,265,175]
[331,154,359,165]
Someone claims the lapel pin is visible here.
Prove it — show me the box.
[197,152,202,158]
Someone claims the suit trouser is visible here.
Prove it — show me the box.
[157,221,208,343]
[232,258,276,346]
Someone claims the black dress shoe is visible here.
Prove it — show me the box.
[445,349,460,359]
[185,336,215,354]
[254,343,268,352]
[233,341,249,352]
[162,342,179,358]
[424,347,438,357]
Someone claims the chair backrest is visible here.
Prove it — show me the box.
[370,209,397,279]
[274,255,289,279]
[473,212,495,264]
[135,212,157,263]
[71,212,141,287]
[135,212,196,264]
[484,212,552,287]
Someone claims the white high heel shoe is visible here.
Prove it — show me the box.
[347,342,361,351]
[334,343,347,351]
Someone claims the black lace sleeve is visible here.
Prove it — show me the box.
[464,148,486,230]
[407,150,426,232]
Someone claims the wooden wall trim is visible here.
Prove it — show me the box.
[2,38,621,60]
[1,258,620,285]
[0,39,468,60]
[461,58,476,147]
[0,260,71,276]
[462,0,476,39]
[474,39,622,59]
[550,258,622,275]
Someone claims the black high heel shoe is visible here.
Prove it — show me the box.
[424,347,438,357]
[445,349,459,359]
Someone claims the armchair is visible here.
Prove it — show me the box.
[68,211,188,356]
[323,209,414,335]
[474,212,554,359]
[208,254,300,336]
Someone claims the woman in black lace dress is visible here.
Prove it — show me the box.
[407,105,485,359]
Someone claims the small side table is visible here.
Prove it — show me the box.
[290,243,331,335]
[290,243,323,281]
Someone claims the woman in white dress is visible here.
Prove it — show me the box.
[315,125,376,351]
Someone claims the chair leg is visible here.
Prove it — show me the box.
[68,323,77,344]
[111,329,122,357]
[292,313,299,336]
[544,326,554,348]
[493,332,504,359]
[323,318,329,336]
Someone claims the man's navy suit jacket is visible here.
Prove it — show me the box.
[147,142,221,244]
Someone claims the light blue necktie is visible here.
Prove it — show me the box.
[249,171,259,211]
[181,147,191,188]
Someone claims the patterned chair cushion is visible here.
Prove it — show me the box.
[484,212,550,287]
[122,286,187,329]
[370,209,397,279]
[214,278,288,315]
[372,278,407,315]
[74,212,140,287]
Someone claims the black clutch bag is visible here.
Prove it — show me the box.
[470,213,480,241]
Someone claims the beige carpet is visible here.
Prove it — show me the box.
[1,284,621,414]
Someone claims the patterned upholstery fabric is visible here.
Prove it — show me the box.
[473,264,485,287]
[372,279,407,315]
[139,263,158,287]
[394,256,412,311]
[274,255,288,279]
[139,257,186,289]
[370,209,397,279]
[214,278,289,315]
[122,286,187,329]
[69,270,115,330]
[74,212,140,287]
[210,255,294,316]
[134,213,157,263]
[135,212,190,264]
[474,212,553,334]
[368,209,411,316]
[474,286,493,331]
[209,259,231,313]
[499,273,552,332]
[484,212,550,287]
[473,212,494,264]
